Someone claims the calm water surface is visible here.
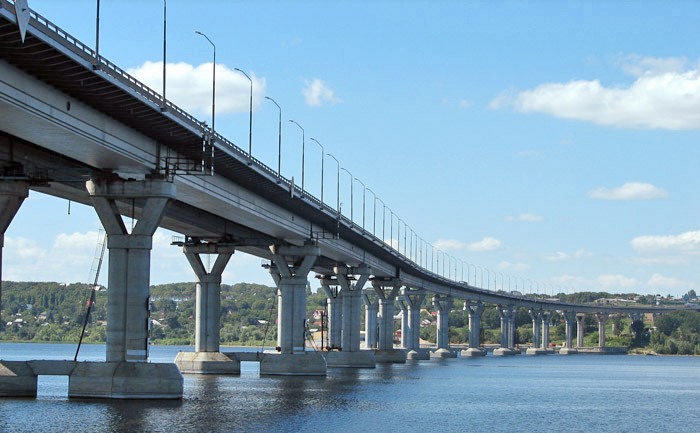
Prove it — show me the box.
[1,343,699,433]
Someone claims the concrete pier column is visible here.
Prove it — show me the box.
[0,181,29,333]
[319,281,342,350]
[596,313,607,349]
[559,311,578,354]
[260,243,326,376]
[530,310,542,348]
[431,295,456,358]
[576,313,585,348]
[461,301,486,357]
[494,305,516,356]
[541,311,551,350]
[400,289,428,360]
[69,178,182,399]
[372,278,405,363]
[399,298,409,348]
[174,240,239,374]
[362,290,378,349]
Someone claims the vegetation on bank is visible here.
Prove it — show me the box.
[1,281,699,354]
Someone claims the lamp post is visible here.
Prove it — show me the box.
[355,178,366,232]
[195,31,215,135]
[327,153,340,215]
[161,0,167,111]
[377,197,386,241]
[289,120,305,195]
[340,167,353,224]
[366,188,376,236]
[309,138,324,205]
[264,96,281,178]
[234,68,253,157]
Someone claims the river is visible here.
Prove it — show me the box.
[1,343,699,432]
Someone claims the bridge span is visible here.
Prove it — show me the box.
[0,1,695,399]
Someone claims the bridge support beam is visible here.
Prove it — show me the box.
[320,266,375,368]
[526,309,547,355]
[372,278,405,363]
[541,311,552,350]
[0,180,28,333]
[596,313,607,349]
[494,305,516,356]
[431,295,456,358]
[260,243,326,376]
[174,241,239,375]
[400,289,428,360]
[576,313,585,348]
[362,289,378,350]
[319,278,342,350]
[461,301,486,357]
[69,178,182,399]
[559,311,578,354]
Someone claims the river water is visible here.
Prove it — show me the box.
[1,343,699,433]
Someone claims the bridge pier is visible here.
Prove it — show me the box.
[559,311,578,354]
[576,313,585,348]
[596,313,607,348]
[69,178,182,399]
[541,311,552,350]
[461,301,486,357]
[400,289,428,360]
[320,266,375,368]
[260,243,326,376]
[494,305,516,356]
[362,289,378,349]
[372,278,405,363]
[431,295,456,358]
[174,240,239,375]
[0,180,28,332]
[527,309,545,354]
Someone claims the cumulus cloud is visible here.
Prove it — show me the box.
[505,213,543,222]
[490,56,700,130]
[545,251,570,262]
[588,182,667,200]
[498,261,529,271]
[127,61,266,116]
[433,239,466,252]
[631,229,700,252]
[647,273,691,290]
[598,274,638,289]
[467,237,502,252]
[303,78,341,106]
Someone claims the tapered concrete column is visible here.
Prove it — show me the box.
[399,289,426,357]
[362,290,378,349]
[596,313,607,349]
[399,298,409,348]
[494,305,516,356]
[461,301,486,357]
[541,311,551,349]
[576,313,585,348]
[174,241,238,374]
[71,179,182,399]
[338,266,370,354]
[319,281,342,350]
[372,278,405,363]
[87,178,174,363]
[560,311,578,354]
[261,243,325,376]
[529,310,542,348]
[0,181,29,333]
[431,295,456,358]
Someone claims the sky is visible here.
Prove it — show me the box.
[3,0,699,297]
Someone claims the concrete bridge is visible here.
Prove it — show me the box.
[0,0,695,399]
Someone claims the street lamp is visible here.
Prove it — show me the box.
[340,167,353,224]
[264,96,281,178]
[366,188,376,236]
[327,153,340,215]
[309,138,324,205]
[195,31,215,135]
[377,197,386,241]
[289,120,305,195]
[355,178,366,232]
[234,68,253,157]
[161,0,167,111]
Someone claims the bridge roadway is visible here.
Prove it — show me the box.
[0,1,695,399]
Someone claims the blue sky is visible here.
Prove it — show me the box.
[5,0,699,296]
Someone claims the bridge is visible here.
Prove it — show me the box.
[0,0,695,399]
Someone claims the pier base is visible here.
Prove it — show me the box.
[259,352,327,376]
[526,347,549,355]
[430,348,457,359]
[374,349,407,363]
[174,351,240,375]
[559,347,579,355]
[493,348,516,356]
[406,349,431,360]
[0,361,37,397]
[323,351,376,368]
[68,362,183,399]
[460,348,487,357]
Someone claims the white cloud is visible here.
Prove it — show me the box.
[498,261,529,271]
[598,274,638,289]
[303,78,341,106]
[505,213,543,222]
[647,273,691,290]
[433,239,466,252]
[545,251,570,262]
[490,56,700,130]
[127,61,266,116]
[588,182,667,200]
[631,229,700,252]
[467,237,502,252]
